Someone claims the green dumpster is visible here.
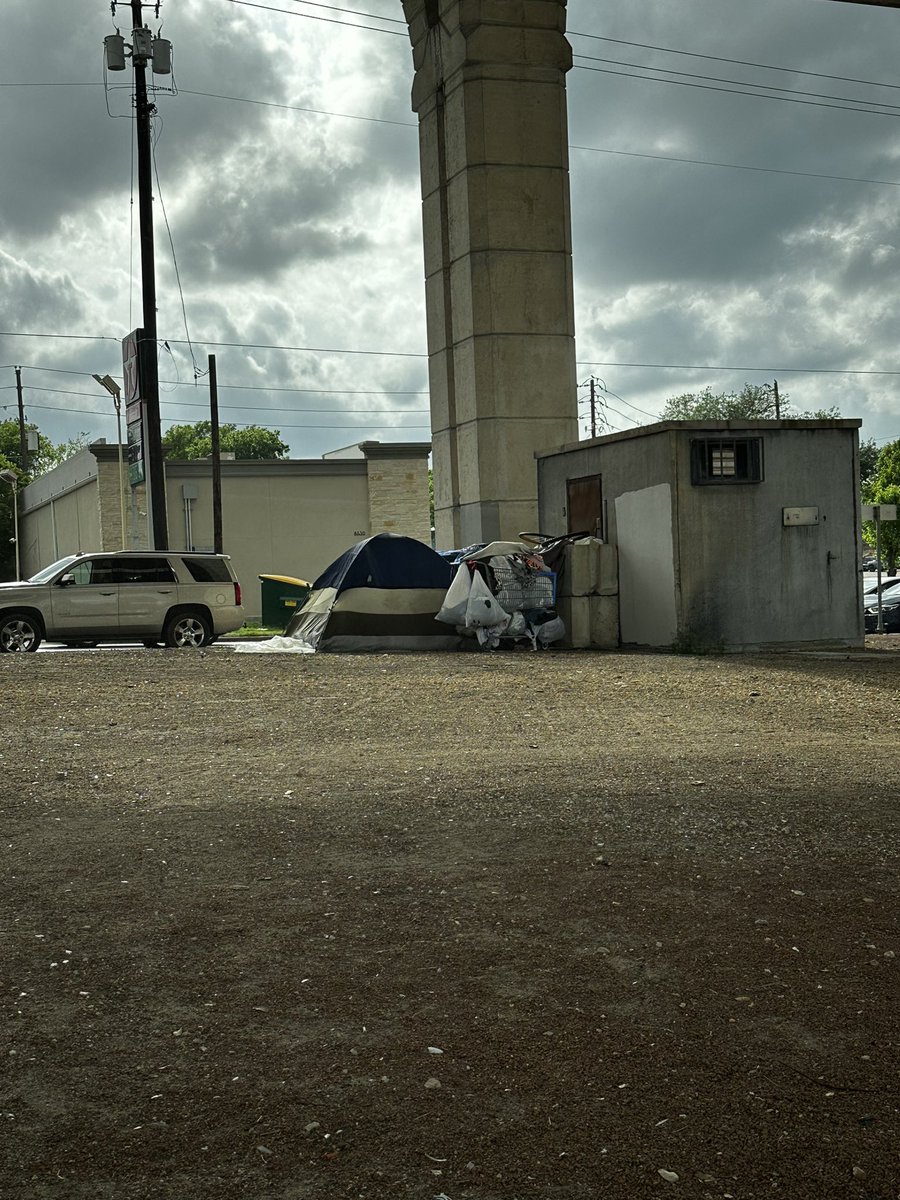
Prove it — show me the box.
[258,574,311,631]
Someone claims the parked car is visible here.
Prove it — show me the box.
[864,588,900,633]
[862,577,900,600]
[0,551,243,652]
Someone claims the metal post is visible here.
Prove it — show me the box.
[2,472,20,580]
[114,393,127,549]
[131,0,167,549]
[12,485,19,581]
[875,508,884,633]
[209,354,223,554]
[590,376,597,439]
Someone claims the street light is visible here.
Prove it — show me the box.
[0,467,20,580]
[93,373,127,549]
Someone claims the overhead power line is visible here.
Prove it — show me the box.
[1,363,427,395]
[568,30,900,94]
[167,86,900,186]
[5,342,900,377]
[7,400,429,431]
[0,331,427,358]
[226,0,406,35]
[7,81,900,188]
[575,360,900,377]
[573,61,900,119]
[282,0,404,24]
[17,384,428,414]
[178,88,416,127]
[573,52,900,113]
[569,143,900,188]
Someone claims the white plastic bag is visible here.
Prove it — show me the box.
[465,570,509,628]
[436,563,472,626]
[476,624,506,650]
[506,611,527,637]
[536,615,566,646]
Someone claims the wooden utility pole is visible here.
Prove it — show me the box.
[590,376,597,439]
[130,0,167,549]
[15,368,27,472]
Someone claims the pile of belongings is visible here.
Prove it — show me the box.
[435,540,565,650]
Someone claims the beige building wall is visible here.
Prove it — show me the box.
[164,461,372,607]
[165,442,433,619]
[96,455,131,552]
[17,447,103,575]
[19,442,433,619]
[361,442,432,544]
[18,445,149,575]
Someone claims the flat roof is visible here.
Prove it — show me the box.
[536,418,863,460]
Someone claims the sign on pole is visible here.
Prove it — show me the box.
[122,330,146,486]
[861,504,897,521]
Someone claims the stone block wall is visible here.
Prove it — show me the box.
[362,444,433,545]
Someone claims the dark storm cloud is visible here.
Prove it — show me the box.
[567,0,900,440]
[0,252,87,331]
[0,0,289,238]
[168,144,386,282]
[4,0,900,455]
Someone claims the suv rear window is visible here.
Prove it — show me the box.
[183,556,232,583]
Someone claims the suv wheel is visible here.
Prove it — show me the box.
[0,612,43,653]
[164,610,212,648]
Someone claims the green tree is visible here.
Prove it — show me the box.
[859,437,879,488]
[659,383,841,422]
[162,421,289,460]
[862,439,900,572]
[660,384,783,421]
[0,419,85,477]
[0,420,88,580]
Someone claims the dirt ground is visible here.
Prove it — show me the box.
[1,642,899,1200]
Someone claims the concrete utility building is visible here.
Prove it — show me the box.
[17,441,432,621]
[538,420,865,651]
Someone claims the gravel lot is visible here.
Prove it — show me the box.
[2,644,899,1199]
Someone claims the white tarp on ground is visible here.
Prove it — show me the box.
[231,635,315,654]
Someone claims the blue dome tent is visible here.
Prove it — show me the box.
[282,533,464,652]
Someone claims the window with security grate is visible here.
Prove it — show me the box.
[691,438,763,485]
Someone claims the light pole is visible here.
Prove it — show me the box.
[0,468,20,580]
[93,374,128,549]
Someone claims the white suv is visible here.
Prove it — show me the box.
[0,551,243,652]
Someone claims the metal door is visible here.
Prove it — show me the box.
[566,475,603,537]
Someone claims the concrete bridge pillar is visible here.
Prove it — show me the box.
[403,0,578,547]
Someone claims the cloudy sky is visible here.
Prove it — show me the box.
[2,0,900,461]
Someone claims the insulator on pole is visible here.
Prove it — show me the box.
[104,33,127,70]
[152,38,172,75]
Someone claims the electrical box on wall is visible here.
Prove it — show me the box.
[783,507,819,526]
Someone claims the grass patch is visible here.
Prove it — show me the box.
[221,623,283,640]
